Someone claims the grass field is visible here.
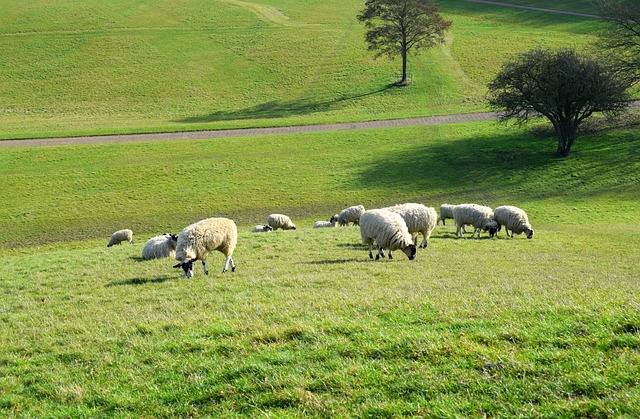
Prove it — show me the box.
[1,0,639,417]
[0,0,620,139]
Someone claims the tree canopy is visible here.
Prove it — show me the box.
[357,0,451,85]
[487,48,631,157]
[595,0,640,86]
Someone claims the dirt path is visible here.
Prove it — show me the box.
[0,111,498,148]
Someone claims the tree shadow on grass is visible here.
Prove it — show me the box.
[106,276,175,287]
[176,85,397,123]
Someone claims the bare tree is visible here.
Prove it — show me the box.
[357,0,451,86]
[595,0,640,86]
[487,48,631,157]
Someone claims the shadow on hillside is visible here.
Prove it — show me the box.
[353,123,640,202]
[106,276,174,287]
[301,258,371,265]
[176,85,396,123]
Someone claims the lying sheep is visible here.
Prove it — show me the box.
[494,205,534,239]
[360,209,417,260]
[452,204,498,238]
[267,214,296,230]
[331,205,365,227]
[107,229,133,247]
[384,203,437,248]
[313,218,337,228]
[142,233,178,260]
[437,204,456,225]
[173,218,237,277]
[252,225,273,233]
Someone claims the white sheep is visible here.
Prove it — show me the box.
[252,225,273,233]
[383,203,437,248]
[359,209,417,260]
[331,205,365,227]
[107,229,133,247]
[267,214,297,230]
[313,218,337,228]
[494,205,534,239]
[173,218,237,277]
[437,204,456,225]
[452,204,498,238]
[142,233,178,260]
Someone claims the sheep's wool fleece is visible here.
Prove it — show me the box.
[360,209,413,251]
[494,206,531,234]
[268,214,295,230]
[142,235,177,260]
[384,203,437,238]
[108,229,133,246]
[452,204,495,229]
[337,205,365,225]
[176,218,237,261]
[438,204,456,219]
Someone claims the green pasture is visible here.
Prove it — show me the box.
[0,0,619,140]
[1,115,639,416]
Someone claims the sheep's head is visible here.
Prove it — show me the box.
[486,220,499,238]
[402,244,417,260]
[173,258,197,278]
[525,228,534,239]
[263,225,273,231]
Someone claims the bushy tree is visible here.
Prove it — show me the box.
[357,0,451,85]
[595,0,640,85]
[487,48,631,157]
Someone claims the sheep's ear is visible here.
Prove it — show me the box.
[189,258,198,263]
[173,263,182,268]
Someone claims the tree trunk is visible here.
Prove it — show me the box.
[554,119,577,158]
[399,44,408,85]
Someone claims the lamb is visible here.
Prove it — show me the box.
[437,204,456,225]
[383,203,437,248]
[173,217,237,277]
[494,205,534,239]
[331,205,365,227]
[142,233,178,260]
[252,225,273,233]
[313,218,337,228]
[107,229,133,247]
[359,209,417,260]
[452,204,499,238]
[267,214,296,230]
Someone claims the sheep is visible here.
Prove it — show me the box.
[331,205,365,227]
[359,209,417,260]
[437,204,456,225]
[107,229,133,247]
[267,214,296,230]
[173,218,237,277]
[452,204,498,238]
[383,203,437,248]
[252,225,273,233]
[313,217,337,228]
[494,205,534,239]
[142,233,178,260]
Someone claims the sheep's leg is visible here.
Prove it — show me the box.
[456,225,464,237]
[376,246,385,260]
[222,256,236,273]
[420,234,428,248]
[202,260,209,275]
[388,249,393,259]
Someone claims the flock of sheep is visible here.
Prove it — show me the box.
[106,203,533,276]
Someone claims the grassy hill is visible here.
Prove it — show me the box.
[0,0,615,139]
[1,1,638,417]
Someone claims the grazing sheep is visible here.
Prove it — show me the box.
[494,205,534,239]
[332,205,365,227]
[313,218,337,228]
[384,203,437,248]
[452,204,498,238]
[173,218,237,277]
[437,204,456,225]
[107,229,133,247]
[252,225,273,233]
[359,209,417,260]
[267,214,296,230]
[142,233,178,260]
